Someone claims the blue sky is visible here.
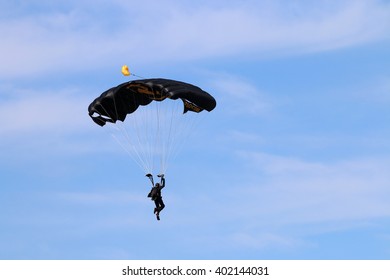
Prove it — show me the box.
[1,0,390,259]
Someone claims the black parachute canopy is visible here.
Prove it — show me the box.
[88,78,217,126]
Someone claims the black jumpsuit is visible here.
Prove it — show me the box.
[149,177,165,219]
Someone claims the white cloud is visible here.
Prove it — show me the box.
[231,152,390,226]
[0,85,107,163]
[0,87,91,136]
[210,75,273,116]
[184,151,390,251]
[117,0,390,57]
[1,0,389,79]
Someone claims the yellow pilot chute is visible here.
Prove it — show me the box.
[121,65,130,76]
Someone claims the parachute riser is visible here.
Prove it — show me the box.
[131,73,145,79]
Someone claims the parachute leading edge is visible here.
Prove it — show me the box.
[88,78,216,126]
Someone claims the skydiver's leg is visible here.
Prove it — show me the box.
[157,198,165,214]
[159,199,165,212]
[154,197,165,213]
[154,198,162,221]
[154,200,159,214]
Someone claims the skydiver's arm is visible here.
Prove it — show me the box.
[146,173,154,186]
[160,177,165,189]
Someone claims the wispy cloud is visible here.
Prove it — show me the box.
[117,0,390,57]
[1,0,389,78]
[233,151,390,225]
[183,151,390,253]
[0,87,91,136]
[2,97,76,135]
[0,85,103,164]
[210,74,273,116]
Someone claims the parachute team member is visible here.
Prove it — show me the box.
[147,174,165,220]
[88,76,216,222]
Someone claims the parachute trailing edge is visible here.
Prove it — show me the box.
[88,78,216,126]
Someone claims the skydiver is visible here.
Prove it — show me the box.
[146,174,166,221]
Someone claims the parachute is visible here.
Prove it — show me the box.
[88,78,216,174]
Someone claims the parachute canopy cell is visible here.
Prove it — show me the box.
[88,78,217,126]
